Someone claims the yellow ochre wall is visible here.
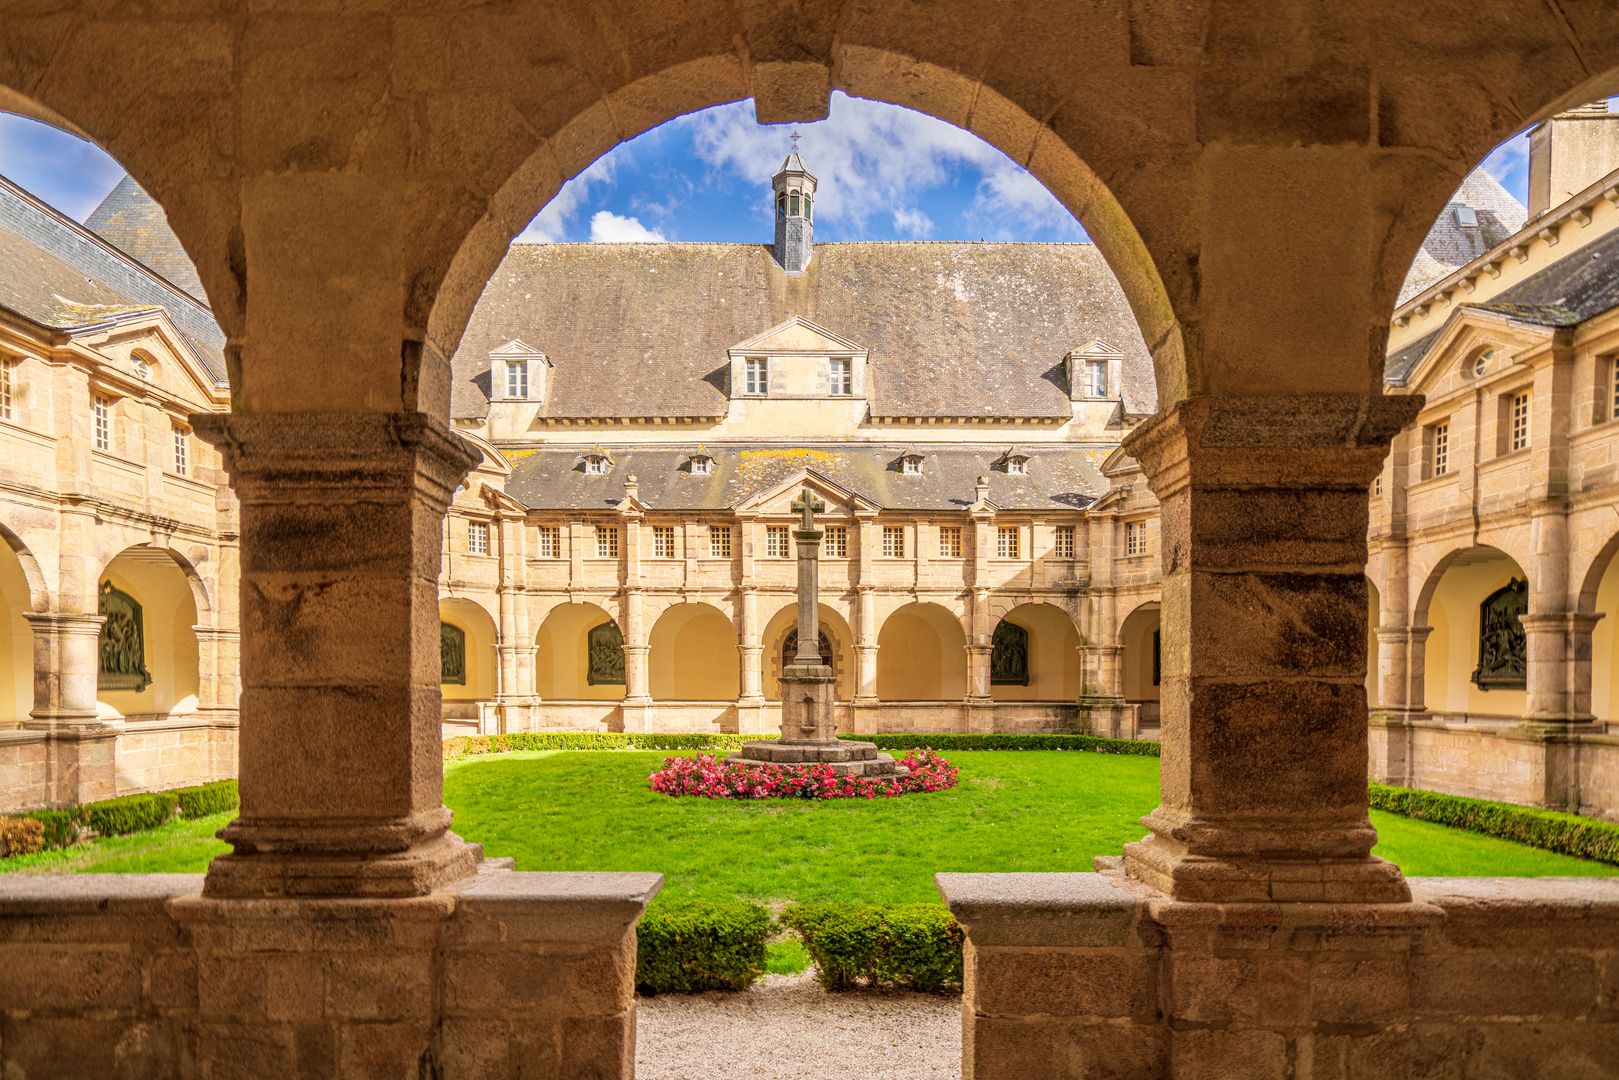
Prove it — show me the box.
[96,555,200,719]
[1593,556,1619,721]
[763,603,852,701]
[877,603,966,700]
[1423,554,1528,717]
[0,542,31,724]
[990,603,1082,701]
[1120,603,1161,702]
[535,603,626,700]
[440,598,497,701]
[649,603,740,700]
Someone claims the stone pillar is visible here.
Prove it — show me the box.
[22,611,117,806]
[192,624,241,723]
[1368,624,1430,786]
[1522,612,1603,725]
[735,589,765,736]
[620,587,651,735]
[1119,395,1421,904]
[191,412,479,899]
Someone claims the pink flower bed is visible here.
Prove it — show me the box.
[647,750,959,800]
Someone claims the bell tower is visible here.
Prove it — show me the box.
[772,136,817,273]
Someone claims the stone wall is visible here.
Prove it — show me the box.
[1370,716,1619,820]
[939,871,1619,1079]
[0,864,659,1079]
[112,719,238,799]
[0,719,236,813]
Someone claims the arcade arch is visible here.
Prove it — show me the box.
[0,526,44,725]
[534,603,625,701]
[1415,546,1530,716]
[439,597,498,703]
[648,603,739,701]
[96,545,201,720]
[1583,534,1619,722]
[761,602,851,701]
[876,602,966,701]
[1119,602,1161,705]
[1366,577,1381,709]
[988,603,1082,701]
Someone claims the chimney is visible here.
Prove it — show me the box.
[623,473,638,501]
[975,475,991,503]
[1527,100,1619,218]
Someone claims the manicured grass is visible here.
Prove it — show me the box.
[442,750,1619,903]
[6,752,1616,887]
[0,810,232,874]
[766,937,811,975]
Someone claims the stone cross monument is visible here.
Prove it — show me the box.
[729,488,904,776]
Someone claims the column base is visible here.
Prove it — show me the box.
[852,696,881,735]
[205,808,480,899]
[1122,809,1411,904]
[965,697,996,734]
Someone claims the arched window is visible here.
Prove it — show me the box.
[782,628,833,670]
[805,195,812,221]
[790,193,800,216]
[778,194,786,218]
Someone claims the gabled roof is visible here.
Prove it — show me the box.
[728,316,864,355]
[1397,167,1526,305]
[732,468,881,515]
[84,176,208,303]
[489,338,551,364]
[451,241,1156,421]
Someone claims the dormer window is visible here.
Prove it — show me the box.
[585,456,609,475]
[902,455,923,475]
[507,360,528,399]
[1455,205,1479,228]
[1085,359,1108,397]
[1007,456,1028,475]
[830,357,853,396]
[745,357,769,396]
[691,455,713,475]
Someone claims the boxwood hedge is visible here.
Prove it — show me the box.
[84,791,179,836]
[176,779,239,819]
[444,731,1161,758]
[1369,782,1619,865]
[780,903,964,992]
[635,900,772,993]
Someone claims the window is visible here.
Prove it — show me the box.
[805,196,811,220]
[882,526,905,558]
[939,526,962,558]
[1006,456,1027,475]
[777,194,786,218]
[1472,349,1492,379]
[1086,359,1108,397]
[902,455,922,475]
[0,358,12,421]
[766,525,790,558]
[1054,525,1075,559]
[823,526,847,557]
[691,455,713,475]
[585,456,608,475]
[506,360,528,399]
[790,193,800,215]
[745,357,768,395]
[997,526,1020,559]
[653,526,676,558]
[537,526,560,558]
[1510,391,1531,452]
[1431,421,1450,477]
[468,521,489,555]
[830,358,853,396]
[172,427,188,476]
[1373,475,1383,498]
[1126,521,1147,556]
[1454,204,1478,228]
[708,525,732,558]
[596,526,619,558]
[94,396,110,451]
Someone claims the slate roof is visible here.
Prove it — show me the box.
[1397,168,1527,305]
[503,444,1107,513]
[1384,328,1443,385]
[0,176,227,381]
[452,241,1156,422]
[84,176,209,302]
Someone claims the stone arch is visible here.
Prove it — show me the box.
[97,544,202,720]
[1413,545,1530,716]
[877,601,967,701]
[761,602,852,701]
[648,602,739,701]
[989,602,1083,701]
[96,542,212,616]
[439,596,498,702]
[0,522,48,725]
[534,602,625,701]
[1366,576,1382,709]
[1119,601,1161,705]
[1581,528,1619,722]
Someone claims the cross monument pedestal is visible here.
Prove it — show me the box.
[727,489,906,778]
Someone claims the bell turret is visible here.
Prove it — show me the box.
[772,143,817,273]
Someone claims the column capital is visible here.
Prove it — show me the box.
[1123,394,1424,499]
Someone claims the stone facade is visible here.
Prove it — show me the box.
[0,177,238,812]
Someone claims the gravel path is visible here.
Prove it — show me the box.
[635,972,962,1080]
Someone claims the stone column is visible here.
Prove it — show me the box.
[23,611,117,806]
[192,624,241,723]
[190,412,479,899]
[1521,612,1603,724]
[620,590,651,735]
[1119,395,1421,904]
[1368,625,1430,786]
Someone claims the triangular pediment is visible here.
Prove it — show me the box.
[489,338,550,365]
[732,468,880,516]
[1402,307,1552,394]
[729,317,865,356]
[1069,338,1123,359]
[69,309,228,405]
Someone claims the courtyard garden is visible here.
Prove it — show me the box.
[6,748,1615,889]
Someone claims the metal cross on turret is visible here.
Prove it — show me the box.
[791,488,825,532]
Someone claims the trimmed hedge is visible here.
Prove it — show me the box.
[781,903,964,992]
[176,779,239,819]
[0,817,46,857]
[21,808,82,849]
[444,731,1160,759]
[636,901,772,993]
[446,732,757,759]
[84,791,179,836]
[842,733,1160,757]
[1370,782,1619,866]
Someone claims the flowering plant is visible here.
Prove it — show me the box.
[648,751,958,801]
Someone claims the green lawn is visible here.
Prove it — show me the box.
[5,751,1616,892]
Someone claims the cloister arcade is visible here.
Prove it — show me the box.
[4,2,1619,1077]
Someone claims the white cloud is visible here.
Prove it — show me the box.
[588,210,667,242]
[517,157,618,242]
[677,92,1084,239]
[892,207,935,237]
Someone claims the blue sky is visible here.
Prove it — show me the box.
[0,94,1543,245]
